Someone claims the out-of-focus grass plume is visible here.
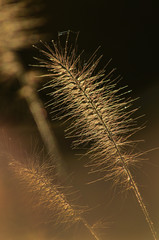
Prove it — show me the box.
[0,0,64,176]
[0,0,44,51]
[9,157,101,240]
[9,158,80,225]
[0,0,45,79]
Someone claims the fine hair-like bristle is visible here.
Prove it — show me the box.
[34,32,157,240]
[35,34,140,187]
[9,159,79,225]
[9,158,101,240]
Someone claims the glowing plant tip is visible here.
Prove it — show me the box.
[34,32,157,240]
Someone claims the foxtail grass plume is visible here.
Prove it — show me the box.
[0,0,44,51]
[34,32,158,240]
[0,0,44,78]
[0,1,64,176]
[9,159,101,240]
[9,159,79,225]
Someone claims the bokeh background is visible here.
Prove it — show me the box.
[0,0,159,240]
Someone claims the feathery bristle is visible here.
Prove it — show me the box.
[36,35,140,187]
[35,33,157,240]
[9,159,101,240]
[9,159,80,225]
